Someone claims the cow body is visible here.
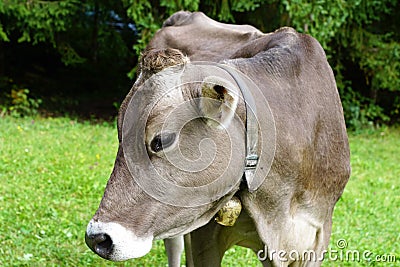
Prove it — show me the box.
[86,11,350,266]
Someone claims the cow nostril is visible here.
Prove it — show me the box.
[85,233,113,258]
[95,234,113,254]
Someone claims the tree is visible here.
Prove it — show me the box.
[0,0,82,65]
[0,0,136,117]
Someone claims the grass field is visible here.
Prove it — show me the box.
[0,116,398,266]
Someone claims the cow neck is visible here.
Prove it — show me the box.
[218,64,259,192]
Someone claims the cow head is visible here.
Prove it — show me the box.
[85,48,249,261]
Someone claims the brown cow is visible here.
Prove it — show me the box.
[85,11,350,267]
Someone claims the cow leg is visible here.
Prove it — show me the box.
[189,209,264,267]
[285,212,333,267]
[260,258,273,267]
[164,236,184,267]
[184,233,194,267]
[189,221,225,267]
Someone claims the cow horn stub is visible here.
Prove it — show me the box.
[140,48,189,74]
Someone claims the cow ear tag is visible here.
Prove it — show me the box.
[215,196,242,226]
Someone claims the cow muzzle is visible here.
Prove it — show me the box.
[85,220,153,261]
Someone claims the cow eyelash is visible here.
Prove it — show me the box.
[150,132,176,153]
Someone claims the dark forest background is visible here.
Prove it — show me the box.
[1,0,399,130]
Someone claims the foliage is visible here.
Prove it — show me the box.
[0,0,136,118]
[0,0,80,45]
[279,0,400,128]
[0,0,135,66]
[0,78,42,117]
[0,116,398,265]
[340,83,390,132]
[8,88,42,117]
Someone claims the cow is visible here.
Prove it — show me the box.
[85,11,350,267]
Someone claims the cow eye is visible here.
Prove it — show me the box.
[150,132,176,153]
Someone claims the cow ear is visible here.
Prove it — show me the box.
[200,76,239,129]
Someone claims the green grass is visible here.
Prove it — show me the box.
[0,116,398,266]
[324,128,400,266]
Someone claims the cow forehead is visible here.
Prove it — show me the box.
[146,84,186,130]
[140,63,236,133]
[122,67,184,128]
